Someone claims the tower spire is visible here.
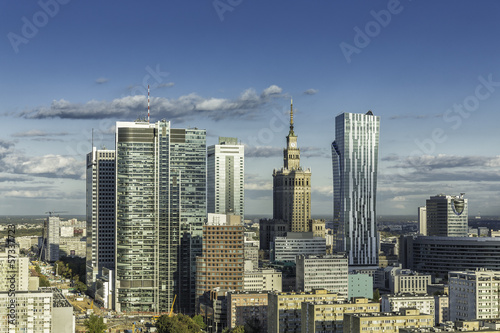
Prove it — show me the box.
[289,98,294,135]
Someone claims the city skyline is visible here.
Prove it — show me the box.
[2,1,500,217]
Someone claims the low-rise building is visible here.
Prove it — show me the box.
[381,294,435,319]
[227,291,268,330]
[391,269,432,294]
[344,308,434,333]
[244,268,282,292]
[268,289,338,333]
[301,297,380,333]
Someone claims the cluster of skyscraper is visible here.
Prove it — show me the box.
[86,104,382,315]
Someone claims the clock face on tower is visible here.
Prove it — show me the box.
[290,142,296,147]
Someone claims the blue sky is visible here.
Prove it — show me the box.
[1,0,500,217]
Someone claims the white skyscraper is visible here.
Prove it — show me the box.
[207,137,244,222]
[426,194,468,237]
[418,206,427,235]
[86,148,115,298]
[42,216,60,262]
[332,111,380,266]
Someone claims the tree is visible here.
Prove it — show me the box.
[75,280,87,293]
[39,275,50,287]
[373,288,381,302]
[192,315,206,330]
[156,314,201,333]
[222,327,245,333]
[84,314,107,333]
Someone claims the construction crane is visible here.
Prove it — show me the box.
[169,295,177,317]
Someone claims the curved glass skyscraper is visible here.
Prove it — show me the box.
[332,111,380,266]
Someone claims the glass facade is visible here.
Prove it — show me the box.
[332,112,380,266]
[426,194,468,237]
[115,121,206,313]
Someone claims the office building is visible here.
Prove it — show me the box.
[86,148,115,298]
[198,289,228,333]
[332,111,380,266]
[195,214,244,309]
[400,235,500,275]
[435,294,449,325]
[302,297,380,333]
[418,206,427,236]
[296,254,348,299]
[344,309,433,333]
[41,216,60,262]
[273,101,312,232]
[244,240,259,271]
[207,137,244,223]
[244,268,282,292]
[268,289,339,333]
[115,120,206,313]
[273,232,326,263]
[227,291,268,331]
[449,269,500,321]
[381,294,435,320]
[426,194,468,237]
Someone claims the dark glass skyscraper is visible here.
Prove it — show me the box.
[332,111,380,266]
[115,120,206,313]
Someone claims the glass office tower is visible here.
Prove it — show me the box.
[332,111,380,266]
[115,120,206,313]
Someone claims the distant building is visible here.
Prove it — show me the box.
[244,241,259,271]
[426,194,468,237]
[435,294,449,325]
[198,289,228,333]
[296,254,348,299]
[273,232,326,263]
[449,269,500,321]
[418,206,427,236]
[332,111,380,266]
[227,291,268,331]
[400,236,500,275]
[86,148,115,299]
[42,216,60,262]
[207,137,244,223]
[273,101,312,233]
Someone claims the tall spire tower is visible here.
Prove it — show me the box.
[273,100,312,232]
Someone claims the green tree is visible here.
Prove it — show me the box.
[84,314,107,333]
[192,315,206,329]
[39,275,50,287]
[75,280,87,293]
[373,288,381,302]
[156,314,201,333]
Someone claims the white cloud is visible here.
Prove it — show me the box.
[303,89,318,95]
[20,85,284,121]
[95,77,109,84]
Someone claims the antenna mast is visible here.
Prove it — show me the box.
[148,84,150,123]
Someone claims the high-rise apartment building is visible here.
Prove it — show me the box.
[332,111,380,266]
[86,148,115,298]
[418,206,427,235]
[115,120,206,313]
[273,101,311,232]
[273,232,326,263]
[195,213,244,311]
[207,137,244,223]
[426,194,468,237]
[42,216,60,262]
